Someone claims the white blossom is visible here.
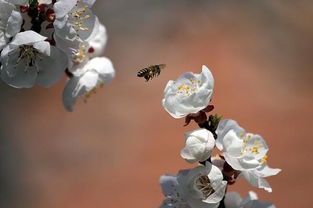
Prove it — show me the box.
[0,0,23,50]
[224,191,275,208]
[162,65,214,119]
[0,30,67,88]
[181,128,215,164]
[62,57,115,111]
[216,119,281,192]
[160,162,227,208]
[53,0,97,42]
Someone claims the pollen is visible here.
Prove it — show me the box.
[261,155,268,164]
[84,83,104,103]
[176,78,200,96]
[69,1,91,37]
[72,43,88,64]
[250,147,259,154]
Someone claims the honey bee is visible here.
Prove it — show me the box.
[137,64,166,81]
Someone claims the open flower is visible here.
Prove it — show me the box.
[162,65,214,119]
[0,30,67,88]
[62,57,115,111]
[216,119,281,192]
[160,162,227,208]
[180,128,215,164]
[53,0,97,41]
[0,0,23,50]
[224,191,275,208]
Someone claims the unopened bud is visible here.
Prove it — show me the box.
[46,8,55,22]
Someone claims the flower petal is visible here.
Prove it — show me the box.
[36,46,67,87]
[5,10,23,38]
[224,192,242,208]
[10,31,47,46]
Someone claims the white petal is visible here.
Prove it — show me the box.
[201,65,214,90]
[53,0,76,19]
[63,76,80,112]
[204,180,227,204]
[86,57,115,83]
[159,174,178,196]
[73,70,98,96]
[8,0,28,5]
[256,165,281,178]
[10,31,47,46]
[33,41,50,56]
[38,0,52,4]
[207,162,224,188]
[5,10,22,38]
[241,192,276,208]
[63,71,98,111]
[86,20,107,57]
[240,170,273,192]
[224,153,260,170]
[222,130,243,157]
[216,119,245,151]
[36,46,68,87]
[224,192,242,208]
[1,60,38,88]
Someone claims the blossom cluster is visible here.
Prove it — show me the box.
[0,0,115,111]
[160,66,281,208]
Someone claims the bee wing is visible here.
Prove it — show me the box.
[158,64,166,69]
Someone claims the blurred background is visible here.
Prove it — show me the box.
[0,0,312,207]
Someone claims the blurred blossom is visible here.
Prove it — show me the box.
[0,0,114,110]
[0,31,67,88]
[162,65,214,119]
[180,128,215,164]
[63,57,115,111]
[224,191,275,208]
[216,119,281,192]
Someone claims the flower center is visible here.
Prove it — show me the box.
[176,78,201,96]
[17,45,39,67]
[195,175,214,199]
[240,133,265,156]
[261,155,268,164]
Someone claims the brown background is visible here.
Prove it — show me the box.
[0,0,312,207]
